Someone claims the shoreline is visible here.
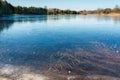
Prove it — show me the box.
[97,13,120,17]
[78,13,120,17]
[0,13,120,17]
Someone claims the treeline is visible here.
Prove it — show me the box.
[0,0,120,16]
[0,0,14,15]
[0,0,47,16]
[14,6,47,15]
[48,8,78,15]
[0,0,78,16]
[47,6,120,15]
[79,5,120,15]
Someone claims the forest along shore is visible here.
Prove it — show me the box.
[0,0,120,16]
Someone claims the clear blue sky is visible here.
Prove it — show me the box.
[6,0,120,10]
